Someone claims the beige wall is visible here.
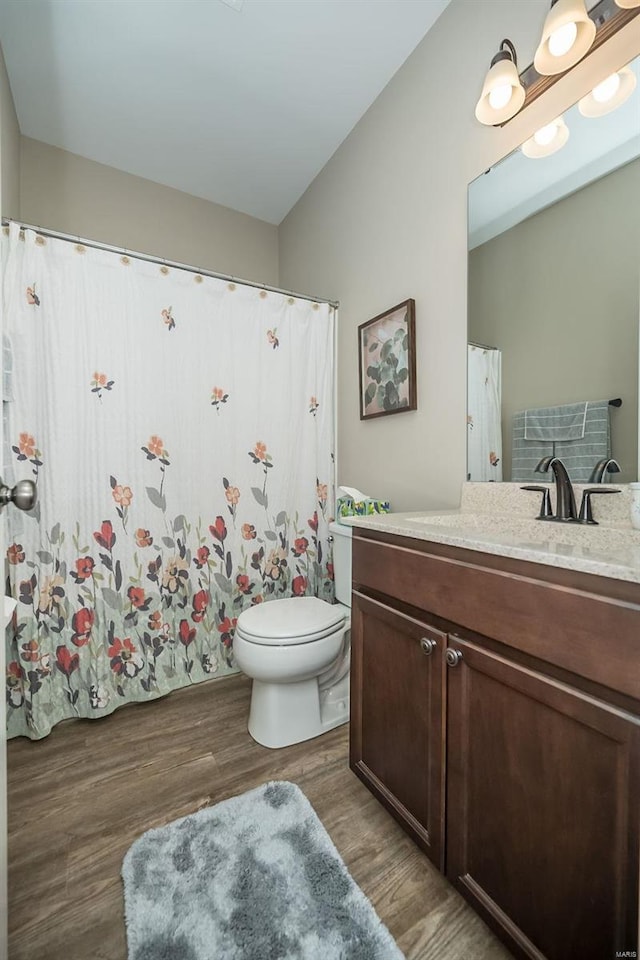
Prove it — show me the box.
[469,159,640,484]
[20,138,279,284]
[278,0,640,511]
[0,41,20,218]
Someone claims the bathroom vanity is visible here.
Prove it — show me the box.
[348,493,639,960]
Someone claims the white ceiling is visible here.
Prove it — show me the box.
[0,0,451,225]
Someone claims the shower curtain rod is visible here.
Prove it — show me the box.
[1,218,340,309]
[468,340,498,350]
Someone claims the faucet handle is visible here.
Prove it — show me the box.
[578,487,621,525]
[520,485,553,519]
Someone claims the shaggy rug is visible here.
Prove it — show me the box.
[122,780,405,960]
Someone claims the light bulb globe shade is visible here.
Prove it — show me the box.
[534,122,560,146]
[521,117,570,158]
[534,0,596,76]
[614,0,640,8]
[592,73,621,103]
[578,65,637,118]
[475,54,525,125]
[547,21,578,57]
[488,83,513,110]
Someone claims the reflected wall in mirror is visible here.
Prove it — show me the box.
[468,56,640,484]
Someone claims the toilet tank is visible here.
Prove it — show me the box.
[328,521,352,608]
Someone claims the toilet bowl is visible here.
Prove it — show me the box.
[234,596,350,748]
[234,521,352,749]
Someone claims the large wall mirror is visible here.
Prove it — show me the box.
[467,55,640,484]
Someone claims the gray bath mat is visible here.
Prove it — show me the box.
[122,780,404,960]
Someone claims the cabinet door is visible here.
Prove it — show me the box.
[350,590,446,868]
[446,636,640,960]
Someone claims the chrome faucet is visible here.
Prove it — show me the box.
[534,456,577,521]
[588,458,621,483]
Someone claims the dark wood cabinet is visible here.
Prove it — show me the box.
[446,636,640,960]
[350,591,446,868]
[350,529,640,960]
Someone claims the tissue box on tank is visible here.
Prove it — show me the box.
[337,496,390,521]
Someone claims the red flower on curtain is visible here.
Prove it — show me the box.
[191,589,210,623]
[55,646,80,677]
[127,586,148,610]
[210,516,227,542]
[236,574,252,595]
[108,638,143,677]
[292,575,308,596]
[93,521,116,551]
[179,619,196,646]
[194,546,210,569]
[72,557,95,582]
[71,608,94,646]
[7,543,25,565]
[293,537,308,557]
[217,614,237,648]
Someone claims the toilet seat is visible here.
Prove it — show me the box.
[235,596,345,646]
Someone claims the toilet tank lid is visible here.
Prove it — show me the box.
[328,520,352,538]
[236,596,345,642]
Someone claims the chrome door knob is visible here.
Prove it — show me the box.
[445,648,463,667]
[0,478,37,511]
[420,637,437,656]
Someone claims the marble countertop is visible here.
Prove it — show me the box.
[341,486,640,584]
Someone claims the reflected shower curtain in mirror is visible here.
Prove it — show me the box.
[467,345,502,481]
[3,225,335,739]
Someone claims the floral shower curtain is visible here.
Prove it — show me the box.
[467,344,502,481]
[3,224,335,739]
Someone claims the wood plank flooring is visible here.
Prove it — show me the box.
[8,675,513,960]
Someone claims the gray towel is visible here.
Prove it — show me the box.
[524,401,587,441]
[512,412,552,483]
[512,400,611,483]
[555,400,610,482]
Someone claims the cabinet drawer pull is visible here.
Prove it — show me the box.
[445,648,463,667]
[420,637,437,655]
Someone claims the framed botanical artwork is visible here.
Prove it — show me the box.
[358,299,416,420]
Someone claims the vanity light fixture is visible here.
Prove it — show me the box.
[521,115,570,158]
[578,64,637,115]
[475,0,639,127]
[534,0,596,75]
[475,39,526,125]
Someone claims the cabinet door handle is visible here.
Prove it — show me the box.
[445,648,463,667]
[420,637,437,655]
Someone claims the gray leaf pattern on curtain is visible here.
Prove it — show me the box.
[3,225,335,739]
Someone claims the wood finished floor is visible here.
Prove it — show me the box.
[8,675,513,960]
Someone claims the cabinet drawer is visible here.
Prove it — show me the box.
[353,533,640,700]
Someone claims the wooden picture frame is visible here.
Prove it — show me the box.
[358,299,416,420]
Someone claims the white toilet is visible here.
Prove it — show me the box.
[234,521,352,749]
